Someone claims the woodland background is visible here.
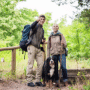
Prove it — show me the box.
[0,0,90,78]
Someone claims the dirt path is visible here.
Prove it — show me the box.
[0,79,70,90]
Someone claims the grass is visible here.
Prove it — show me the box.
[0,46,90,90]
[68,79,90,90]
[0,49,38,79]
[66,57,90,69]
[0,48,90,80]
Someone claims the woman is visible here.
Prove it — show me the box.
[47,24,68,87]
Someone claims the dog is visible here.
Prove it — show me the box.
[42,56,56,87]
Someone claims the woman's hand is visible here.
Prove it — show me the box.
[42,39,46,43]
[61,43,64,45]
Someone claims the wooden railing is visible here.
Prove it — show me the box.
[0,45,46,75]
[0,46,20,74]
[0,44,90,79]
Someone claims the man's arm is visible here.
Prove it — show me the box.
[47,37,50,58]
[41,29,45,44]
[30,21,38,29]
[30,17,40,29]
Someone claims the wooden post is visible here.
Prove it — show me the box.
[11,49,16,75]
[42,44,46,61]
[44,44,46,60]
[42,44,46,84]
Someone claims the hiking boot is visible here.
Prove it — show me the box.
[27,82,35,87]
[42,84,46,87]
[35,82,45,87]
[55,82,60,87]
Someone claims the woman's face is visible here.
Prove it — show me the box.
[52,24,59,33]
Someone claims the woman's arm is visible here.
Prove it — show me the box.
[61,34,67,48]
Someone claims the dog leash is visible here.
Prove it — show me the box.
[59,52,62,89]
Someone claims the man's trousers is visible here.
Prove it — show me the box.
[27,45,44,83]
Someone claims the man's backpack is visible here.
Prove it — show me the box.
[20,24,31,52]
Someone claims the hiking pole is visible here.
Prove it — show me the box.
[49,36,51,88]
[59,34,62,89]
[59,52,62,89]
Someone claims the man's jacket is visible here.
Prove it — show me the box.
[28,21,44,49]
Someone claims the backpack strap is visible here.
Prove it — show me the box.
[24,52,26,60]
[59,34,62,41]
[49,36,51,48]
[59,34,62,45]
[49,34,62,48]
[48,36,51,57]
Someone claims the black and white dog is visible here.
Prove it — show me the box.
[42,56,56,87]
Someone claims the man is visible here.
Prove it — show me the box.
[27,15,46,87]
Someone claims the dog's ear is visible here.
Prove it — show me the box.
[46,58,49,64]
[52,56,55,60]
[46,57,50,66]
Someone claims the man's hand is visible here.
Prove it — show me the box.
[36,16,40,22]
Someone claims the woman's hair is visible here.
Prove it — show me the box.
[52,23,59,29]
[53,23,59,26]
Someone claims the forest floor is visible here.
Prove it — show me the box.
[0,79,74,90]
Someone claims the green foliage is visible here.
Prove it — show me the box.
[24,67,27,76]
[68,86,74,90]
[79,9,90,29]
[0,72,2,78]
[83,80,90,89]
[59,19,90,59]
[4,71,14,80]
[43,12,52,40]
[58,15,67,28]
[0,0,52,46]
[0,0,90,75]
[83,85,90,90]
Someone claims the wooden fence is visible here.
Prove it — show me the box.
[0,44,46,75]
[0,44,90,80]
[0,46,20,74]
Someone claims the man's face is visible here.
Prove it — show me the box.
[52,24,59,32]
[38,17,45,25]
